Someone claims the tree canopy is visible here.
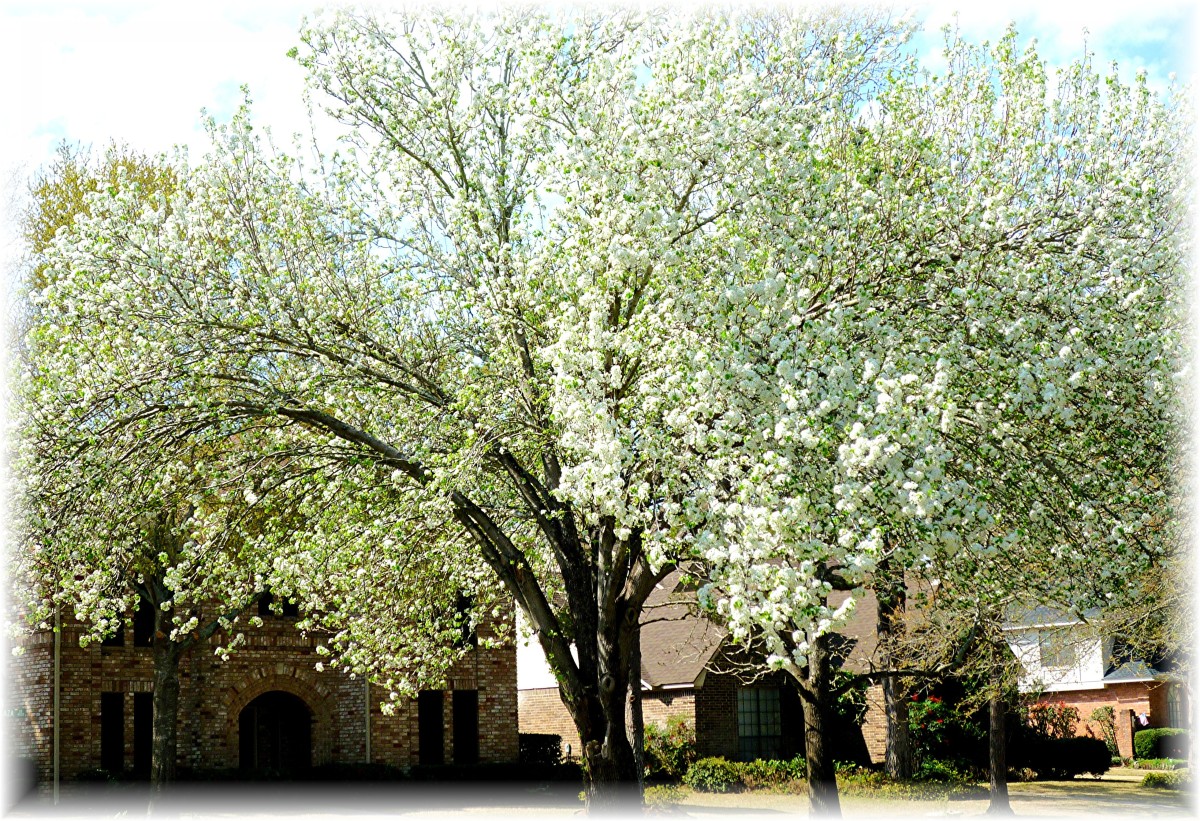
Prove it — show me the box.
[15,8,1188,814]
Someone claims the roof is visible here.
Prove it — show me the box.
[1103,660,1164,683]
[638,571,724,689]
[636,573,882,688]
[1002,604,1100,630]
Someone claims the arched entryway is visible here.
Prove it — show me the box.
[238,691,313,777]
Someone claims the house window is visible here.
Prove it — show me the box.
[100,692,124,774]
[737,687,782,761]
[1038,631,1075,669]
[101,623,125,647]
[1167,685,1185,728]
[133,692,153,779]
[133,602,155,647]
[418,690,444,765]
[258,591,300,618]
[453,690,479,764]
[455,593,477,649]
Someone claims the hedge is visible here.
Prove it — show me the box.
[1135,728,1189,761]
[1011,735,1111,779]
[519,733,563,765]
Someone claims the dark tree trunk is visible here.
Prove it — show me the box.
[627,621,645,791]
[150,636,185,791]
[876,557,913,779]
[986,682,1012,815]
[799,632,842,819]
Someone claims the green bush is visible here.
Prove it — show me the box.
[1012,735,1110,779]
[738,756,807,789]
[643,716,697,782]
[1142,769,1190,790]
[1135,728,1189,761]
[1132,758,1188,770]
[1089,706,1118,755]
[915,758,977,784]
[684,757,742,793]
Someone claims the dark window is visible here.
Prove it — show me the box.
[133,693,153,779]
[453,690,479,765]
[417,690,444,766]
[455,594,477,649]
[100,692,124,773]
[258,591,300,618]
[737,687,782,761]
[133,603,155,647]
[101,622,125,647]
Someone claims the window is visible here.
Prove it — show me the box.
[737,687,782,761]
[133,693,153,779]
[418,690,444,765]
[1038,631,1075,669]
[133,602,155,647]
[1167,685,1185,728]
[453,690,479,765]
[101,623,125,647]
[100,692,124,773]
[455,593,477,649]
[258,591,300,618]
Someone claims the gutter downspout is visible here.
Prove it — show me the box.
[364,678,370,764]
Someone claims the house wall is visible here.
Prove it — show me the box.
[860,684,888,764]
[515,687,697,760]
[9,611,517,783]
[1008,629,1107,692]
[517,687,579,756]
[1030,680,1165,759]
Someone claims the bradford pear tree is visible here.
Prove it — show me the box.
[695,28,1187,818]
[23,8,915,808]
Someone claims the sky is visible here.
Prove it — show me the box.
[0,0,1195,348]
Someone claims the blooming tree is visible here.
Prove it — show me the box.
[21,8,915,808]
[693,28,1187,816]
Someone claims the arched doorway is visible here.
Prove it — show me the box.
[238,691,313,777]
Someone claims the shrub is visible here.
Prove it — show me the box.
[1135,728,1189,761]
[1142,769,1190,790]
[643,716,697,783]
[519,733,563,765]
[1025,702,1080,739]
[644,784,685,805]
[738,756,806,789]
[1012,735,1110,779]
[1088,706,1118,755]
[1132,758,1187,770]
[915,757,977,784]
[684,757,742,793]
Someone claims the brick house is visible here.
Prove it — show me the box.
[518,571,891,764]
[1003,606,1187,759]
[8,598,518,784]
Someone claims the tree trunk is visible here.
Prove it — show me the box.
[799,632,842,819]
[576,691,642,813]
[150,635,185,791]
[986,686,1012,815]
[876,557,913,779]
[627,621,645,791]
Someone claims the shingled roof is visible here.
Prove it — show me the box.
[637,572,882,688]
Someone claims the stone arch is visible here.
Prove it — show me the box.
[225,666,336,767]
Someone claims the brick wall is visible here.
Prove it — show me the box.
[9,608,517,782]
[860,684,887,764]
[1030,681,1164,759]
[695,672,739,760]
[517,687,579,757]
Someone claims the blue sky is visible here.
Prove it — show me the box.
[1,1,1194,260]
